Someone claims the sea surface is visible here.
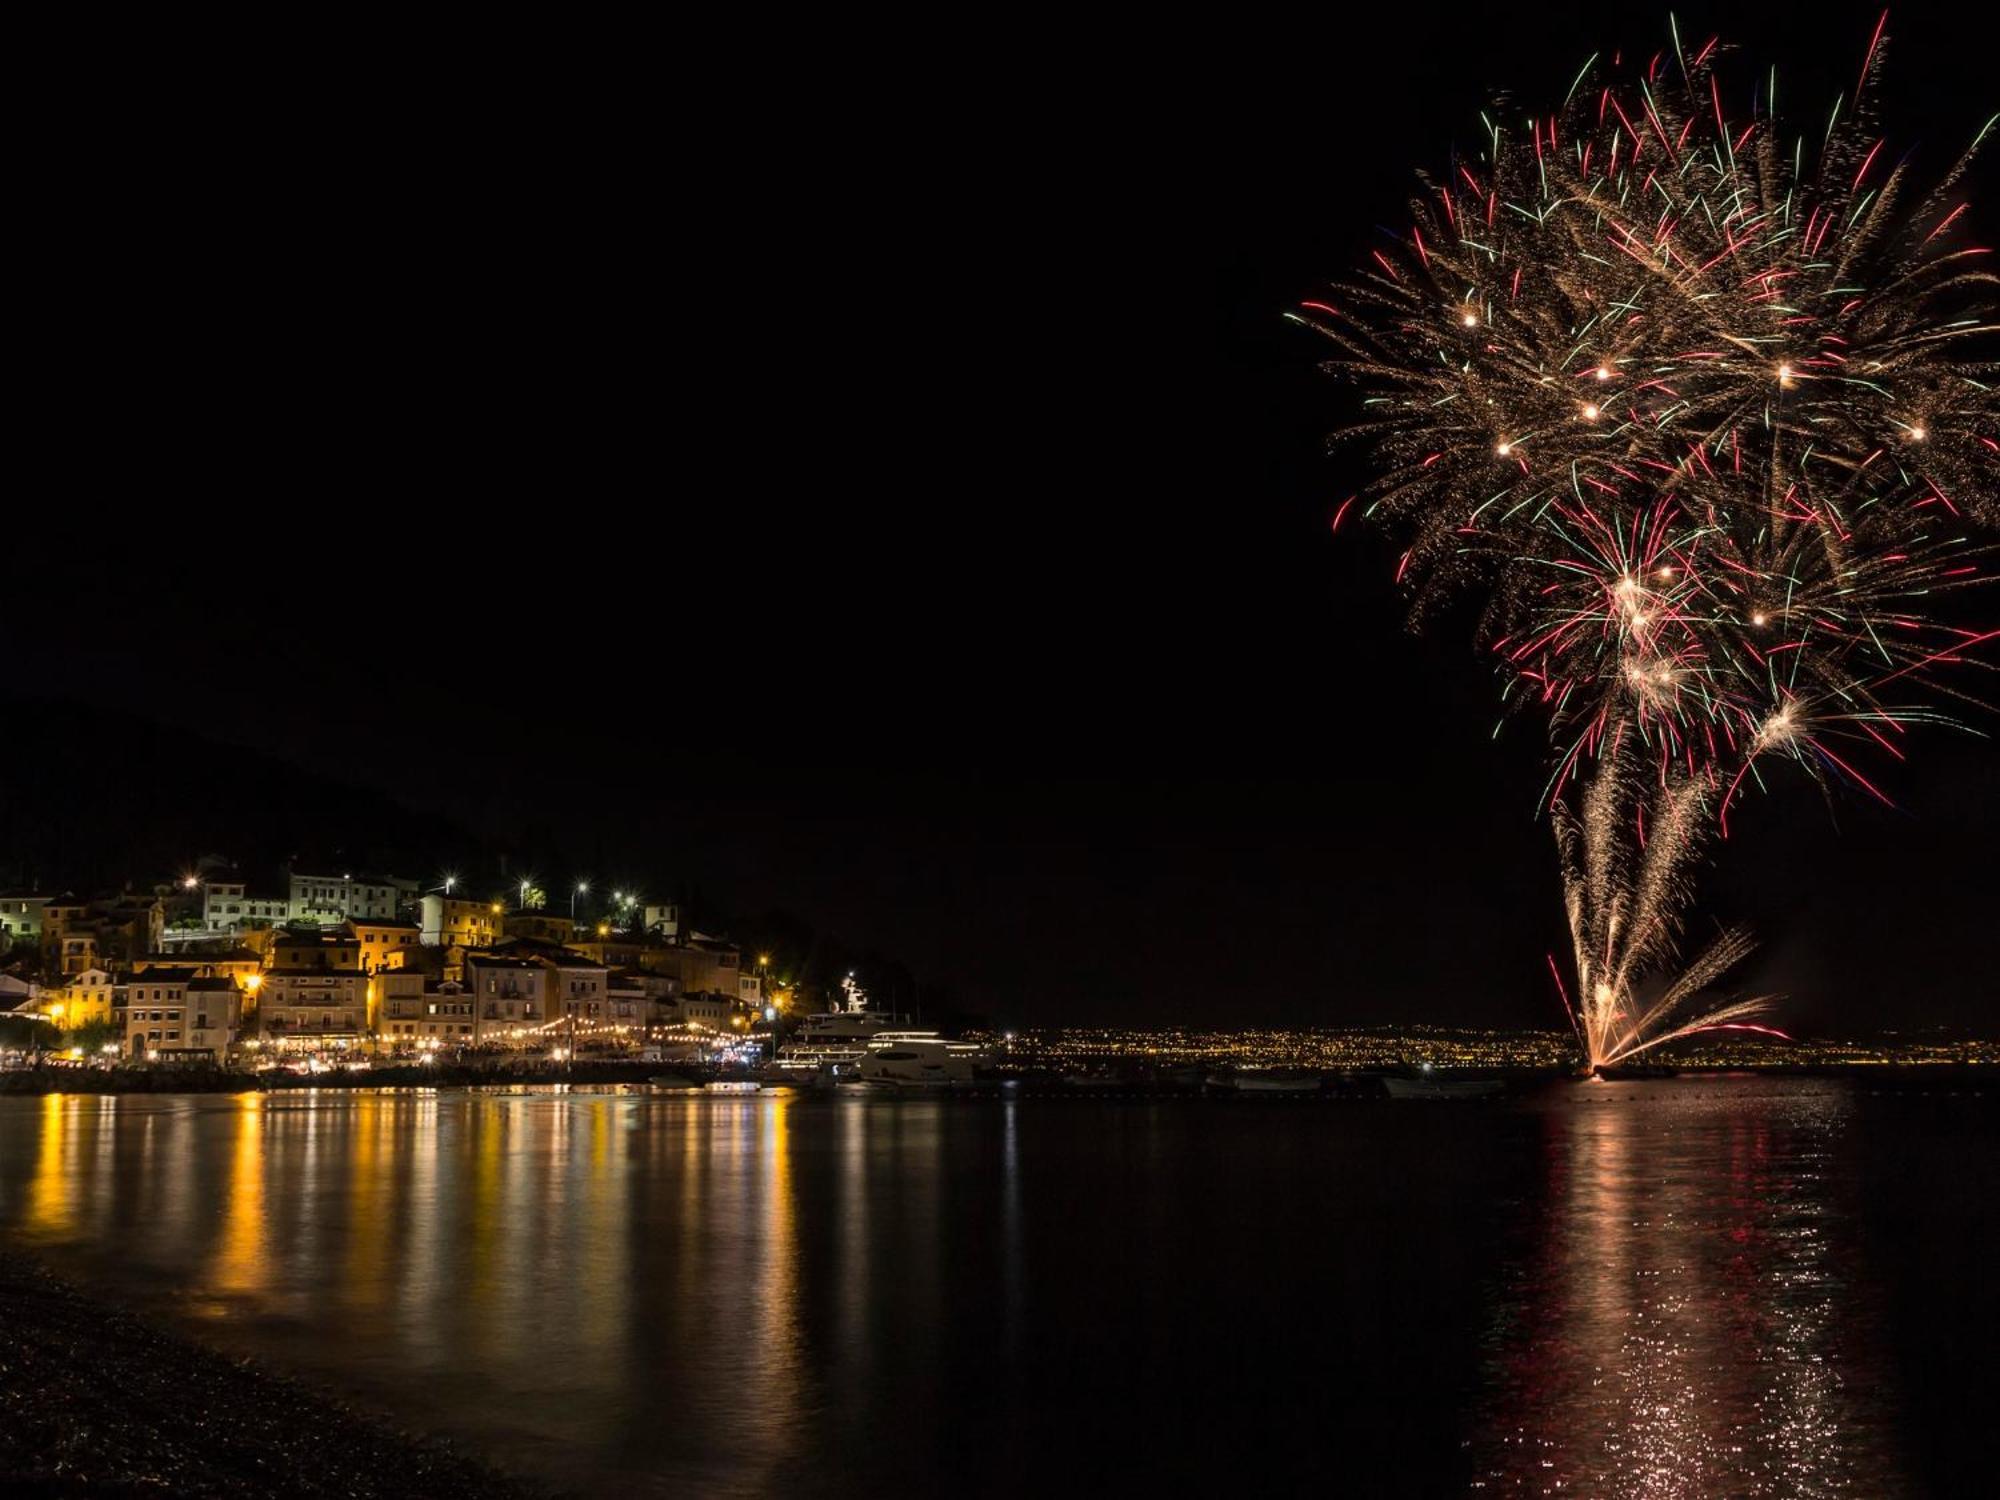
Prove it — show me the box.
[1,1078,1994,1497]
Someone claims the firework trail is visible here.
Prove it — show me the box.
[1297,14,1998,1069]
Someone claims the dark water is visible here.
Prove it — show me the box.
[1,1079,1994,1497]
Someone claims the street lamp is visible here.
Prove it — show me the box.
[573,880,588,918]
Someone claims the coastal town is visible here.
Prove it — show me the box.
[1,867,781,1070]
[5,864,1993,1085]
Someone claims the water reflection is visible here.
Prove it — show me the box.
[1471,1080,1897,1496]
[213,1094,266,1300]
[0,1082,1934,1497]
[0,1090,816,1497]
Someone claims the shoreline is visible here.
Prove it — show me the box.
[0,1060,668,1096]
[0,1059,1993,1100]
[0,1248,539,1498]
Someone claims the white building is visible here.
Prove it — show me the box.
[201,879,290,934]
[643,901,680,939]
[289,873,404,927]
[0,892,48,943]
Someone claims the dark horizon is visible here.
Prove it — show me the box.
[9,0,1995,1034]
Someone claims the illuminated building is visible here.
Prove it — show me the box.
[132,949,264,986]
[288,871,405,926]
[418,893,505,953]
[118,970,186,1057]
[257,968,369,1045]
[502,909,578,946]
[463,952,552,1040]
[346,917,420,974]
[199,877,290,934]
[269,932,362,972]
[542,948,611,1024]
[0,891,50,942]
[46,967,115,1029]
[182,976,244,1058]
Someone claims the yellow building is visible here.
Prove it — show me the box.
[258,970,368,1045]
[345,918,420,974]
[43,968,115,1030]
[419,894,505,950]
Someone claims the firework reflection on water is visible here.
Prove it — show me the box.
[1472,1080,1897,1496]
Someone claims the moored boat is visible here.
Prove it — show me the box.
[1381,1073,1504,1100]
[855,1033,984,1087]
[1208,1068,1324,1093]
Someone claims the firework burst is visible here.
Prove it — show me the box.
[1298,14,1998,1070]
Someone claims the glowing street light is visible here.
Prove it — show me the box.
[573,879,588,918]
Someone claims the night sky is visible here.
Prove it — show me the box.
[12,1,1996,1033]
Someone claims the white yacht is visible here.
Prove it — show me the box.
[768,973,898,1077]
[853,1032,984,1088]
[769,974,982,1087]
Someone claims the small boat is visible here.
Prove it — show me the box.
[704,1079,762,1094]
[1207,1068,1322,1093]
[1231,1070,1323,1094]
[1382,1073,1504,1100]
[649,1072,704,1090]
[1061,1069,1121,1088]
